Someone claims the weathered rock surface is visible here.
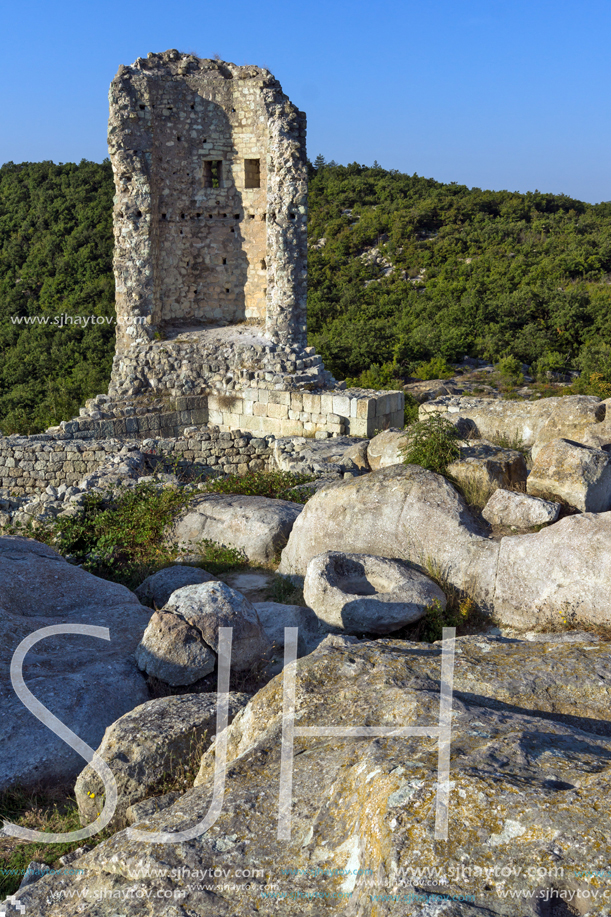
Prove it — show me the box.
[303,552,445,634]
[0,536,150,790]
[172,494,302,565]
[494,511,611,628]
[75,692,250,829]
[18,634,611,916]
[527,437,611,511]
[482,488,560,528]
[446,440,527,493]
[136,582,271,681]
[252,602,324,656]
[135,565,217,609]
[279,465,499,607]
[134,609,217,685]
[366,429,409,470]
[422,394,605,455]
[167,582,271,672]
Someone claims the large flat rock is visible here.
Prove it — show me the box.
[15,634,611,916]
[0,536,151,789]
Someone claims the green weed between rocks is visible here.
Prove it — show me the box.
[7,471,314,590]
[0,785,113,899]
[200,469,315,504]
[399,413,461,475]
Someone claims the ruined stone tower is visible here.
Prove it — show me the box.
[109,50,309,351]
[99,51,404,438]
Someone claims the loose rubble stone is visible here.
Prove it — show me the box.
[366,429,409,470]
[252,601,324,656]
[75,692,250,829]
[172,494,303,565]
[527,437,611,511]
[17,634,611,916]
[303,551,446,634]
[481,488,560,528]
[134,609,217,686]
[135,565,217,609]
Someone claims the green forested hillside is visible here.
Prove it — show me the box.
[0,160,115,434]
[1,158,611,434]
[308,161,611,380]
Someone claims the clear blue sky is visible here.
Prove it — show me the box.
[1,0,610,202]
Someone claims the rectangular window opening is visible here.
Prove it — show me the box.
[244,158,261,189]
[203,160,222,189]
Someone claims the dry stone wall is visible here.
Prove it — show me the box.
[0,429,274,497]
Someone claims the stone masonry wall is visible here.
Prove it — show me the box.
[0,429,274,496]
[55,388,404,441]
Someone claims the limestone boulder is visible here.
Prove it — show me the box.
[482,488,560,528]
[0,536,150,791]
[421,393,605,455]
[303,552,445,634]
[135,565,216,609]
[341,439,370,472]
[75,692,250,829]
[446,440,527,494]
[527,437,611,511]
[171,494,302,565]
[366,429,409,470]
[136,582,271,681]
[134,609,216,685]
[279,465,500,607]
[19,634,611,916]
[494,511,611,628]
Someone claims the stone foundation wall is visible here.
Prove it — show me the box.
[56,388,404,441]
[0,429,274,496]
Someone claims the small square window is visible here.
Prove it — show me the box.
[203,160,222,188]
[244,158,261,189]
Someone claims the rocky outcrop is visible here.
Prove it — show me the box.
[75,692,250,829]
[494,511,611,628]
[279,465,500,607]
[135,565,217,609]
[527,438,611,511]
[303,552,445,634]
[422,394,605,455]
[16,634,611,916]
[172,494,303,565]
[481,488,560,528]
[446,440,527,493]
[0,536,150,791]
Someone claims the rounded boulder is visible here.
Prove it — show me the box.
[303,551,446,635]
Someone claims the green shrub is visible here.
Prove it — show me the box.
[344,360,404,390]
[399,413,461,474]
[495,354,524,386]
[26,483,246,589]
[199,469,315,503]
[413,356,454,381]
[404,393,419,426]
[533,350,568,381]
